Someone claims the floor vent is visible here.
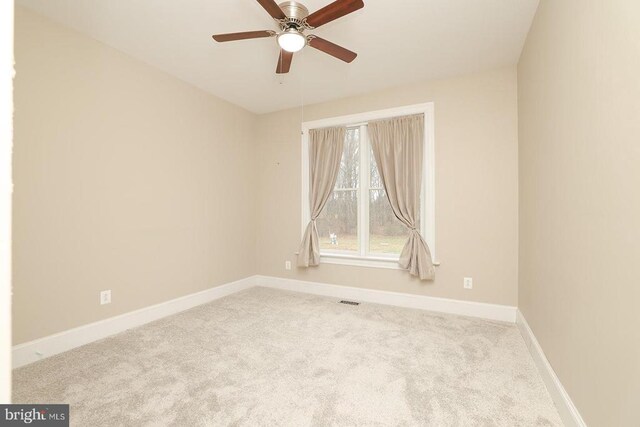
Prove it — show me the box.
[339,300,360,306]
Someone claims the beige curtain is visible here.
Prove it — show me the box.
[369,114,435,280]
[297,126,346,267]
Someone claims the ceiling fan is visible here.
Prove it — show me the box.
[212,0,364,74]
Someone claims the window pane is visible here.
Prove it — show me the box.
[335,128,360,190]
[317,190,358,252]
[370,144,383,188]
[369,189,410,255]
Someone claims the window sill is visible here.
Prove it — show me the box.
[318,252,441,270]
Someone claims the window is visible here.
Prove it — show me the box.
[302,103,436,269]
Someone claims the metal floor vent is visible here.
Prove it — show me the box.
[339,300,360,306]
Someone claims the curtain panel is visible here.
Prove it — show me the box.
[368,114,435,280]
[297,126,346,267]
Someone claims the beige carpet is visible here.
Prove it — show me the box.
[13,287,562,426]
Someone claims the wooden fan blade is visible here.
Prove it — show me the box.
[276,49,293,74]
[212,30,274,42]
[257,0,286,20]
[305,0,364,28]
[308,36,357,63]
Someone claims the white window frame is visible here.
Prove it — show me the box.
[301,103,437,269]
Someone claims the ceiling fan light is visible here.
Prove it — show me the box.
[277,30,306,53]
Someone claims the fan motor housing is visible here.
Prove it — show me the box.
[278,1,309,22]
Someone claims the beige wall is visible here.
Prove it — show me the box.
[256,67,519,306]
[13,8,257,344]
[518,1,640,425]
[1,0,14,402]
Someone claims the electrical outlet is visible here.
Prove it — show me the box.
[100,290,111,305]
[463,277,473,289]
[285,260,292,271]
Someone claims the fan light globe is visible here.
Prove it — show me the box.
[277,30,306,53]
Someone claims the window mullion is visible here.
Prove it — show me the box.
[359,125,369,257]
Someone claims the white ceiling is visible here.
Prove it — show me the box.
[17,0,539,114]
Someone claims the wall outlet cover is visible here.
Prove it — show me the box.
[100,290,111,305]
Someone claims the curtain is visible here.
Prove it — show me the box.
[369,114,435,280]
[297,126,346,267]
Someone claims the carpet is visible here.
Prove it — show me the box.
[13,287,562,426]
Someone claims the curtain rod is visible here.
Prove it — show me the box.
[305,113,425,131]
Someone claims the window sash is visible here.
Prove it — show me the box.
[323,124,401,260]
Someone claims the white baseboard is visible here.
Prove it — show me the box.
[516,310,586,427]
[12,275,585,426]
[12,276,257,369]
[256,275,517,323]
[13,275,517,369]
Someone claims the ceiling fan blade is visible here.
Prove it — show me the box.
[308,36,357,63]
[305,0,364,28]
[212,30,275,42]
[256,0,286,20]
[276,49,293,74]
